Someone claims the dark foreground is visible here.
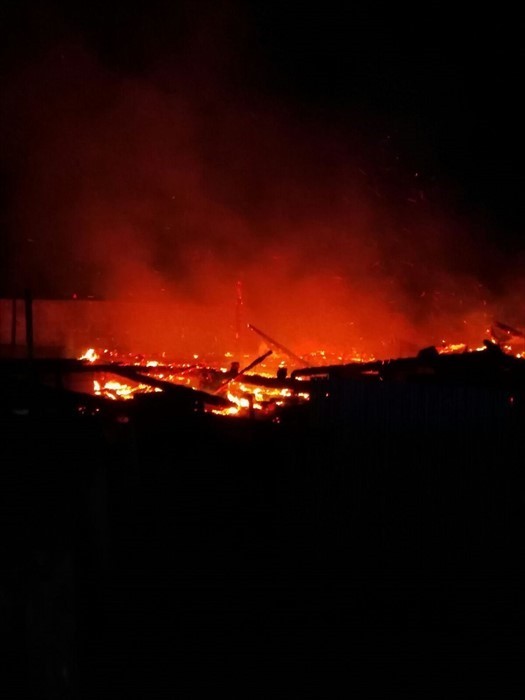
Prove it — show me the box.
[2,376,525,695]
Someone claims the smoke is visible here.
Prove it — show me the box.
[1,3,523,358]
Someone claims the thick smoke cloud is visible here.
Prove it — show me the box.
[1,3,523,359]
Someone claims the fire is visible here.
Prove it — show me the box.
[77,345,313,417]
[76,324,525,418]
[94,378,161,401]
[80,347,99,362]
[437,342,486,354]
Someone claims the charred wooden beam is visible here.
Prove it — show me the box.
[291,342,525,387]
[247,324,309,368]
[235,373,310,392]
[213,349,273,394]
[106,364,233,407]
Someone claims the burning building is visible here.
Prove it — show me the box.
[2,2,525,689]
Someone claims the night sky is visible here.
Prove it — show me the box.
[1,0,524,354]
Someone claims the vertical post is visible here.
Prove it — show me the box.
[235,279,243,358]
[11,296,17,350]
[24,288,34,361]
[247,393,255,420]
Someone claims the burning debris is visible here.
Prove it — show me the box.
[490,320,525,356]
[26,332,522,428]
[76,345,311,420]
[1,291,524,424]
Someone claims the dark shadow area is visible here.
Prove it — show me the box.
[2,371,525,696]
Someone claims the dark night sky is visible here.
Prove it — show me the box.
[0,0,524,352]
[3,1,521,222]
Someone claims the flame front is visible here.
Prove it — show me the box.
[78,325,525,418]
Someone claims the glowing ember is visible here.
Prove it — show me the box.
[80,348,99,362]
[437,342,487,354]
[77,329,525,417]
[94,378,161,401]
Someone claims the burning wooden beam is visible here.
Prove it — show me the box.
[213,349,273,394]
[102,364,234,408]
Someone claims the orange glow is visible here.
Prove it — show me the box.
[80,347,99,362]
[78,329,524,417]
[93,377,161,400]
[78,344,315,416]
